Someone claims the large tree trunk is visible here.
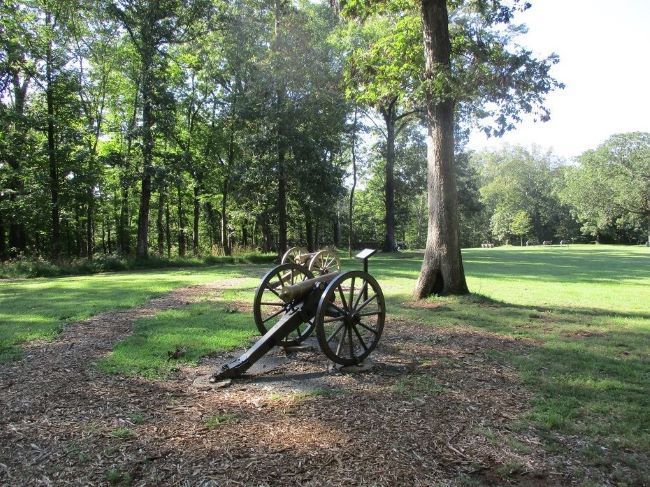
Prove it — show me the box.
[205,201,218,251]
[414,0,469,298]
[7,45,29,254]
[157,190,165,255]
[349,108,358,258]
[86,203,94,259]
[118,186,130,255]
[177,183,186,257]
[333,214,340,248]
[381,101,397,252]
[135,35,155,259]
[107,216,113,254]
[0,214,6,260]
[305,211,314,252]
[221,180,230,256]
[274,0,288,258]
[278,148,288,256]
[46,12,61,259]
[193,185,200,255]
[165,201,172,257]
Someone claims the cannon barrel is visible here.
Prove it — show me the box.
[279,271,341,302]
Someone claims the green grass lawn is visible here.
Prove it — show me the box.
[372,245,650,480]
[98,285,258,378]
[0,266,257,362]
[2,244,648,480]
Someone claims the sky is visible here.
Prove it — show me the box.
[466,0,650,161]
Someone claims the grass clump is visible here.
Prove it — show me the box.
[394,374,445,399]
[105,468,133,486]
[127,412,146,425]
[203,412,238,429]
[110,427,135,439]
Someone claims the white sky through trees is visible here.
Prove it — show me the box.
[467,0,650,161]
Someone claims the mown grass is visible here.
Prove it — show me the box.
[98,286,258,378]
[2,244,648,480]
[369,244,649,481]
[0,266,261,362]
[102,244,649,479]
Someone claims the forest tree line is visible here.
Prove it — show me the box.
[1,0,647,264]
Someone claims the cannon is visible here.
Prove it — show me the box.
[211,250,385,382]
[281,246,341,275]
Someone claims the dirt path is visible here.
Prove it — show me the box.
[1,280,570,486]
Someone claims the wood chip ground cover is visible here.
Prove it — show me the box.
[0,280,623,485]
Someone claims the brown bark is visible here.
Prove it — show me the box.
[414,0,469,298]
[177,183,186,257]
[275,0,288,257]
[242,222,248,247]
[46,12,60,259]
[118,186,130,255]
[306,211,314,252]
[157,190,165,255]
[0,214,6,260]
[86,203,93,259]
[193,185,200,255]
[204,201,218,250]
[165,202,172,257]
[101,221,106,254]
[136,28,155,259]
[7,44,29,253]
[333,214,340,248]
[107,220,112,254]
[221,180,230,256]
[381,100,397,252]
[349,108,358,258]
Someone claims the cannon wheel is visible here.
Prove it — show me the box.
[281,246,309,265]
[253,263,315,345]
[314,270,385,365]
[308,249,341,275]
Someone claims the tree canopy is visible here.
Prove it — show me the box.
[0,0,643,272]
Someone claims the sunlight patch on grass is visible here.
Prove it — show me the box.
[0,266,260,362]
[99,286,258,378]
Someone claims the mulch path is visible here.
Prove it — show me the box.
[0,280,573,486]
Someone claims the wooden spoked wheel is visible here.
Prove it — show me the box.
[281,246,309,265]
[315,271,385,365]
[308,249,341,275]
[253,263,315,345]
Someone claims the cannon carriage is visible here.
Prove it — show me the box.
[211,249,385,382]
[280,246,341,275]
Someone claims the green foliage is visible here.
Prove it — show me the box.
[338,0,563,136]
[0,253,275,278]
[476,145,576,243]
[509,210,533,242]
[0,0,349,262]
[561,132,650,244]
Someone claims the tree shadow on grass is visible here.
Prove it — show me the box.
[393,291,650,482]
[372,247,650,284]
